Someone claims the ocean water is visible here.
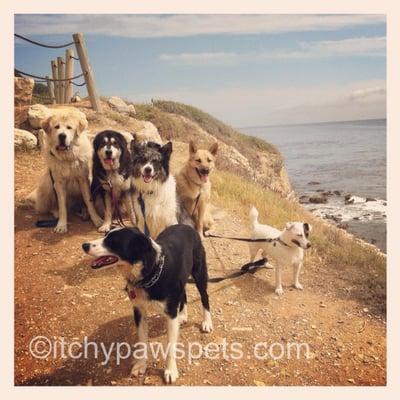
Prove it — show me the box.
[241,119,387,251]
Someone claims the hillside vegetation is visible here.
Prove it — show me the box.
[133,100,290,195]
[211,171,386,315]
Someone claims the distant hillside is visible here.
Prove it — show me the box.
[134,100,291,196]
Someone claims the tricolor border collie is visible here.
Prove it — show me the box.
[82,225,213,383]
[249,206,312,296]
[130,140,178,239]
[91,130,136,232]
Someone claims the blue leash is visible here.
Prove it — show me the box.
[138,193,150,237]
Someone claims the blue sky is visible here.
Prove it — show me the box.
[14,14,386,126]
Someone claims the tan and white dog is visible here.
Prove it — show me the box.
[28,108,103,233]
[176,140,218,237]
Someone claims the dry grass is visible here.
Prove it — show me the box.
[152,100,280,156]
[212,170,387,315]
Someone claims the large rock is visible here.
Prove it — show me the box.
[15,77,34,106]
[107,96,136,116]
[135,121,162,144]
[28,104,50,128]
[14,128,37,150]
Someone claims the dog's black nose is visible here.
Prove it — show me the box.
[306,243,311,249]
[144,166,152,174]
[82,243,90,253]
[105,149,112,158]
[200,168,210,175]
[58,133,66,143]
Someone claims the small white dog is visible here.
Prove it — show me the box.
[249,207,312,296]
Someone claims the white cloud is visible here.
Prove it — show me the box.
[128,80,386,126]
[159,36,386,65]
[15,14,385,38]
[349,86,386,102]
[300,36,385,57]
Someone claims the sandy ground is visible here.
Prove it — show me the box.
[14,149,386,386]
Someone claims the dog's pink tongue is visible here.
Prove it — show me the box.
[201,174,209,183]
[143,175,152,183]
[104,159,114,165]
[91,255,118,268]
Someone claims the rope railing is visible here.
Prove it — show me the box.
[15,68,85,82]
[15,32,102,111]
[14,33,76,49]
[71,81,87,87]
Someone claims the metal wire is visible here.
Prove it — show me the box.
[14,33,75,49]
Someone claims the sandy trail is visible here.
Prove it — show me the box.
[14,150,386,386]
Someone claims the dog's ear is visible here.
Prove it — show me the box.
[285,222,294,230]
[209,141,218,156]
[303,223,312,237]
[77,116,88,134]
[41,116,52,134]
[130,138,142,155]
[189,140,197,154]
[160,141,173,159]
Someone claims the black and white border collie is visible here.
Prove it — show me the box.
[82,225,213,384]
[91,130,136,232]
[130,140,178,239]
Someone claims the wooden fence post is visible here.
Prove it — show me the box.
[51,60,59,103]
[46,75,56,104]
[57,56,65,104]
[73,33,102,112]
[64,49,74,104]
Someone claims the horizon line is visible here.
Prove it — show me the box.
[237,117,386,130]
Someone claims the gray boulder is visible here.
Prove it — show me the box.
[15,128,37,150]
[108,96,136,116]
[28,104,50,128]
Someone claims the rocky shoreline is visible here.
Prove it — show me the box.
[299,182,387,252]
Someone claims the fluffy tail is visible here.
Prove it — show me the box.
[249,206,259,229]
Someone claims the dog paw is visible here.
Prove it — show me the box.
[98,223,111,233]
[164,366,179,384]
[54,223,68,233]
[201,319,213,333]
[275,287,284,296]
[130,359,147,377]
[293,282,303,290]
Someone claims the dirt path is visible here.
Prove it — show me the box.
[14,150,386,386]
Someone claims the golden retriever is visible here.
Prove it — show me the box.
[176,140,218,237]
[28,108,103,233]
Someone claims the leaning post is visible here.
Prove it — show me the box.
[73,33,102,112]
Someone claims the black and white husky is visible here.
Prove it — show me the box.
[82,225,213,383]
[130,141,178,239]
[91,130,136,232]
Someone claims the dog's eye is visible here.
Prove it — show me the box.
[297,234,303,237]
[207,158,212,162]
[55,124,60,129]
[196,159,201,163]
[66,125,72,130]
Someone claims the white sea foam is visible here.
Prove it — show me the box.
[304,196,386,223]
